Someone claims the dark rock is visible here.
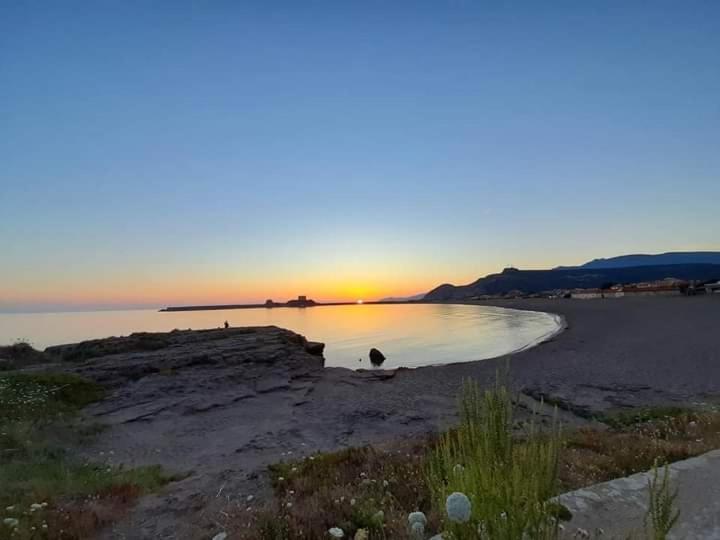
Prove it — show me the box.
[304,341,325,356]
[369,348,386,366]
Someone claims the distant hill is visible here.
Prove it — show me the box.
[558,251,720,270]
[379,293,425,302]
[424,264,720,301]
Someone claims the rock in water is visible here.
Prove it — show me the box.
[369,348,386,366]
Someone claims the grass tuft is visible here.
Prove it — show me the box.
[644,461,680,540]
[427,379,561,539]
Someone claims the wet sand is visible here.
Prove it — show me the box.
[81,295,720,538]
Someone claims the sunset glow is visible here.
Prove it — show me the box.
[1,3,719,313]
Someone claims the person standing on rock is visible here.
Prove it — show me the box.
[224,321,229,329]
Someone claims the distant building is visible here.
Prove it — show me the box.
[570,278,688,299]
[265,299,275,307]
[705,282,720,294]
[571,288,603,300]
[286,295,316,307]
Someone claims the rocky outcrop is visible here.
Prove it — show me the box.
[304,341,325,355]
[60,326,324,389]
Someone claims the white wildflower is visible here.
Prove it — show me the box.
[212,533,228,540]
[246,495,254,502]
[446,492,472,523]
[3,518,19,528]
[350,498,356,506]
[408,511,427,527]
[452,464,464,474]
[410,521,425,539]
[329,527,345,538]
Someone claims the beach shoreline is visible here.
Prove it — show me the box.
[8,295,720,538]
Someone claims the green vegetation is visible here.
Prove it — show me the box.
[0,371,176,540]
[645,462,680,540]
[561,408,720,490]
[597,406,692,430]
[0,372,104,423]
[263,443,431,538]
[228,394,711,539]
[427,380,561,539]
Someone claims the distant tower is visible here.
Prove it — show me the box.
[298,295,307,303]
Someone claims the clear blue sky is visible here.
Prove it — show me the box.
[1,1,719,311]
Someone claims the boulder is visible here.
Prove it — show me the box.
[369,348,386,366]
[304,341,325,356]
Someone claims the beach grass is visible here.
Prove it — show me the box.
[426,379,561,539]
[230,397,719,539]
[0,371,176,540]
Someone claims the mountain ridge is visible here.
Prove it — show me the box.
[556,251,720,270]
[424,262,720,301]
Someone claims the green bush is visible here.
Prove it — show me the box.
[427,379,561,539]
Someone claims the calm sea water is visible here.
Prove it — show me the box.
[0,304,561,370]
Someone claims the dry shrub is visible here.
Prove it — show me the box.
[560,411,720,490]
[229,443,435,539]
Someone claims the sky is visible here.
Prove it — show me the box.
[1,1,719,312]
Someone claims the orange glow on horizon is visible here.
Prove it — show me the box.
[3,258,492,309]
[4,275,443,308]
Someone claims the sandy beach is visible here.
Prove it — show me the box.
[47,295,719,537]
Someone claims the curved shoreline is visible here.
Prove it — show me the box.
[21,296,720,538]
[3,302,566,369]
[508,311,567,355]
[407,305,567,371]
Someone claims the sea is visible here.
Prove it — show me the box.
[0,303,561,370]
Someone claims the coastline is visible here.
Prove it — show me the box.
[7,295,720,538]
[159,300,423,312]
